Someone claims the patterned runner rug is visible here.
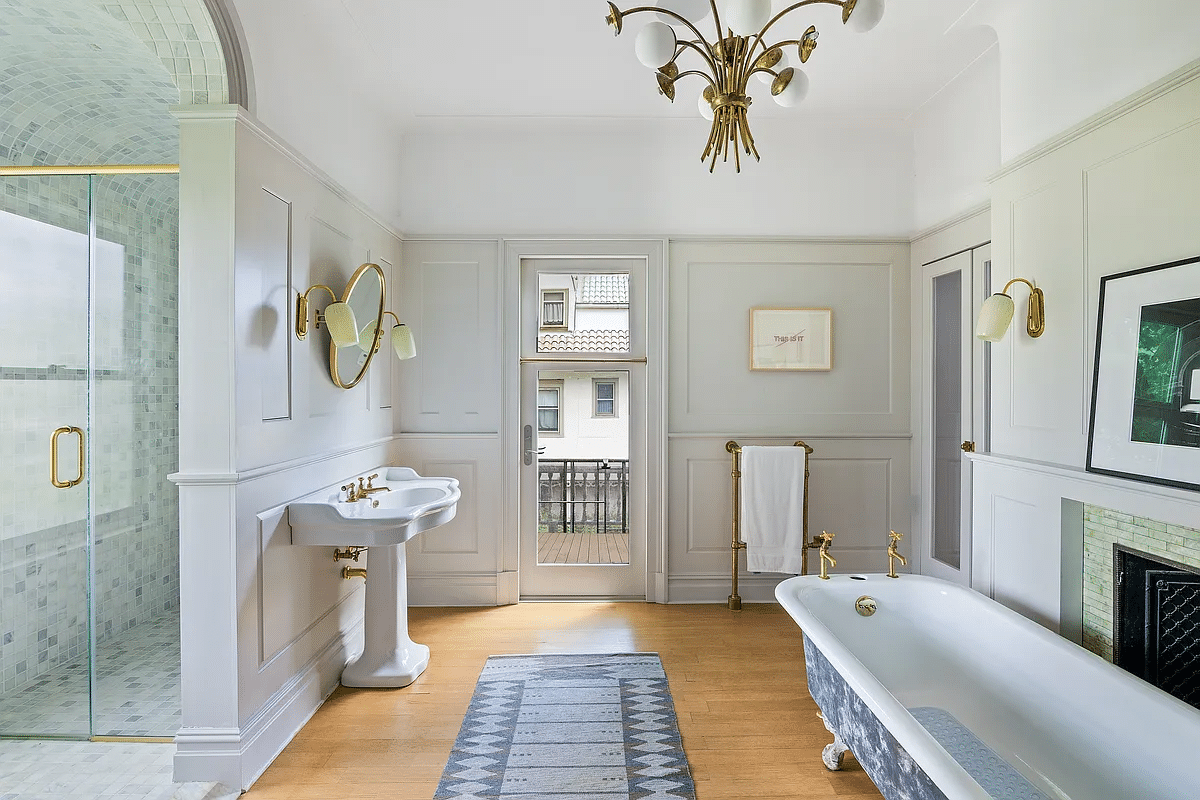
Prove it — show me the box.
[434,653,697,800]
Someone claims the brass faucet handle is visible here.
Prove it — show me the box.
[819,530,835,547]
[341,484,355,502]
[889,530,904,544]
[366,473,379,488]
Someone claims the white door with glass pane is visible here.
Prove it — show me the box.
[518,258,647,598]
[921,245,989,586]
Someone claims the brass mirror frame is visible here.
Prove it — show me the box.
[330,262,386,389]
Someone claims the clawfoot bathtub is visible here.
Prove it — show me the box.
[776,574,1200,800]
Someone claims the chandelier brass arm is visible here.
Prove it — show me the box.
[605,0,884,172]
[746,0,847,61]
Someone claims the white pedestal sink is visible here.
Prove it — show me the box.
[288,467,460,687]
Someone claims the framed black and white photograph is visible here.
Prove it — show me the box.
[1087,255,1200,491]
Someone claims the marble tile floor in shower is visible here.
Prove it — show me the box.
[0,740,237,800]
[0,612,180,738]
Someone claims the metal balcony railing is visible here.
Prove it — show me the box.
[537,459,629,535]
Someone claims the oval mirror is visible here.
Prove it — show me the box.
[330,262,386,389]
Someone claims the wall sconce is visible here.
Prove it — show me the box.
[975,278,1046,341]
[296,284,358,347]
[360,312,417,361]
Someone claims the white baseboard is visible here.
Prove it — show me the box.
[666,572,788,604]
[174,617,361,789]
[409,572,503,607]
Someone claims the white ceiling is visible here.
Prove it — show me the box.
[273,0,997,129]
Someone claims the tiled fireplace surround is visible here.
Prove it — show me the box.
[1082,505,1200,663]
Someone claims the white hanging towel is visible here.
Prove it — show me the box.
[739,445,808,574]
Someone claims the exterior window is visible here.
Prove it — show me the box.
[537,384,561,433]
[541,290,566,328]
[594,379,616,417]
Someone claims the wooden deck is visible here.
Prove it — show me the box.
[537,531,629,564]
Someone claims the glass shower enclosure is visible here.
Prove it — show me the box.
[0,170,181,739]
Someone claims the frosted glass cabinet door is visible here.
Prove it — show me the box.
[0,175,93,737]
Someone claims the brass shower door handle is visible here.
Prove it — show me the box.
[51,426,85,488]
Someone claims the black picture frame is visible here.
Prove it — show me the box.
[1087,254,1200,492]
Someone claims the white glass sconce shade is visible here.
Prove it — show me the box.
[655,0,711,26]
[698,91,714,120]
[636,21,677,68]
[847,0,885,32]
[391,324,417,360]
[323,301,359,347]
[975,293,1015,342]
[726,0,772,33]
[772,68,809,107]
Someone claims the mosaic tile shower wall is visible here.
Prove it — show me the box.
[1082,505,1200,662]
[0,173,180,707]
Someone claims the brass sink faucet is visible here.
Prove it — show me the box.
[818,531,837,580]
[887,530,907,578]
[341,474,391,503]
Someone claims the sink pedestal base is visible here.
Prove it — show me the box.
[341,543,429,688]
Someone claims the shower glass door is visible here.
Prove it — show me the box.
[0,171,180,739]
[89,173,181,738]
[0,174,93,737]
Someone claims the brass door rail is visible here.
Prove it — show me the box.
[0,164,179,176]
[725,439,814,610]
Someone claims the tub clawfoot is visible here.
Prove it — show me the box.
[818,712,849,770]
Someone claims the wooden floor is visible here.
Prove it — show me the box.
[537,531,630,564]
[243,603,884,800]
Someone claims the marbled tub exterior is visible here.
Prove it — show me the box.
[802,635,948,800]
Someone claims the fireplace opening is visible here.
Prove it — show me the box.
[1113,545,1200,711]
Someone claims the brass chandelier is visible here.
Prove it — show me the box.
[605,0,885,171]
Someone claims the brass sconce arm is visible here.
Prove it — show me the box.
[976,276,1046,341]
[1002,278,1045,338]
[295,284,338,340]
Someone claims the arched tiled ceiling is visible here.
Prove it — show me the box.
[0,0,229,167]
[98,0,229,106]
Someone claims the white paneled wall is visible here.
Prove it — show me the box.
[975,63,1200,630]
[174,107,401,789]
[394,237,911,605]
[666,240,912,601]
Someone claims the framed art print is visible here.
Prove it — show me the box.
[1087,255,1200,491]
[749,307,833,371]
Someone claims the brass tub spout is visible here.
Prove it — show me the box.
[887,531,907,578]
[818,531,837,580]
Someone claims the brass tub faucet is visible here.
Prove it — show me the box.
[887,530,907,578]
[818,531,837,580]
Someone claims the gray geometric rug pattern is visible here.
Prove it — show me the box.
[434,653,697,800]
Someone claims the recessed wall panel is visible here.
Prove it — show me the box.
[306,217,353,419]
[684,457,734,554]
[684,261,893,416]
[1007,183,1085,435]
[258,189,291,422]
[419,262,483,419]
[417,459,480,555]
[259,507,349,665]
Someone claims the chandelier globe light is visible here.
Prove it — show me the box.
[606,0,886,172]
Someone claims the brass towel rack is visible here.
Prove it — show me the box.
[725,439,815,611]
